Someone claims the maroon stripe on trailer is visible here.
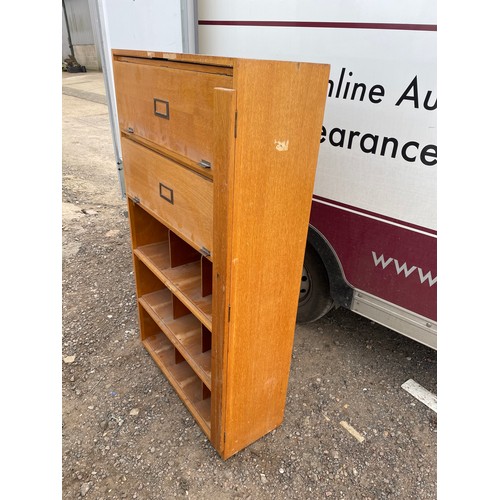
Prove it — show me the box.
[310,200,437,321]
[198,20,437,32]
[313,195,437,236]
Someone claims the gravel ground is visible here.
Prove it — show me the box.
[61,73,437,499]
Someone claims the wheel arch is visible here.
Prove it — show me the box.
[306,224,353,309]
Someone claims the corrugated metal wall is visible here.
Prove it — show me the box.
[62,6,72,60]
[64,0,94,45]
[62,0,101,69]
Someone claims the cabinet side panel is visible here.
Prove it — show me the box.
[224,60,330,458]
[211,88,237,454]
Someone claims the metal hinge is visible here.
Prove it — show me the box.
[127,127,134,134]
[200,247,211,257]
[198,160,211,169]
[132,196,140,204]
[234,111,238,138]
[228,305,231,322]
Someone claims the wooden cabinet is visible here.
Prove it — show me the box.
[112,50,329,459]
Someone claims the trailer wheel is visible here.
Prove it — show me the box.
[297,245,334,323]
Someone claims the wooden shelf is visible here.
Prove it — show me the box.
[134,245,212,330]
[130,202,212,330]
[143,331,211,436]
[163,261,213,328]
[139,290,212,388]
[134,241,170,273]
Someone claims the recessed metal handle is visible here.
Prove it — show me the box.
[154,98,169,119]
[159,183,174,204]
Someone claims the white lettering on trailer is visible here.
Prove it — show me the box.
[394,260,417,278]
[372,252,393,269]
[372,251,436,286]
[417,268,437,287]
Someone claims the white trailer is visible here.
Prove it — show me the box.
[93,0,437,349]
[197,1,437,349]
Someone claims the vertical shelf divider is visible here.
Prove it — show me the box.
[169,231,200,268]
[172,294,190,319]
[201,257,213,298]
[201,325,211,353]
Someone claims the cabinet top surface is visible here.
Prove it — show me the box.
[111,49,329,70]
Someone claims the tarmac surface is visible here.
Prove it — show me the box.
[63,70,109,104]
[62,70,437,499]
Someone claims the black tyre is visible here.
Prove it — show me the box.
[297,245,334,323]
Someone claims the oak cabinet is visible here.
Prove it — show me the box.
[112,50,329,459]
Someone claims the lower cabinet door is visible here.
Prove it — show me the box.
[122,137,213,255]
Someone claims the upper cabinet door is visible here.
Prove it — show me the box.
[113,58,233,167]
